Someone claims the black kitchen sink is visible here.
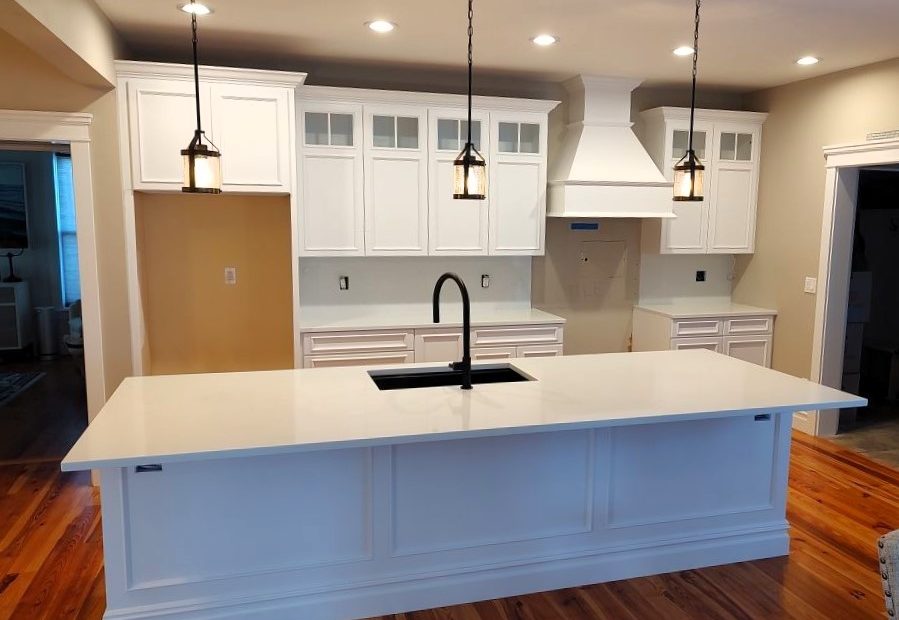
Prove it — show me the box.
[369,364,532,391]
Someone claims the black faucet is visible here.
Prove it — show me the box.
[432,273,472,390]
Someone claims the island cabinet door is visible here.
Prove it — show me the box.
[363,105,429,255]
[428,108,490,255]
[601,412,789,541]
[415,328,463,363]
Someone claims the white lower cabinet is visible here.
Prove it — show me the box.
[302,322,564,368]
[633,305,775,368]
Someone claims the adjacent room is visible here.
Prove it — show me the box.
[4,1,899,619]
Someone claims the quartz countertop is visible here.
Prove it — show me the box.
[635,300,778,319]
[62,350,862,471]
[298,306,565,332]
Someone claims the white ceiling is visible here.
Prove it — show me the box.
[96,0,899,91]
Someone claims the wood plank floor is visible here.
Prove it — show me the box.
[0,431,895,619]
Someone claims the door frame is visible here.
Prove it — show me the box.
[807,138,899,435]
[0,110,106,421]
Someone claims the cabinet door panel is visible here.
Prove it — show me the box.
[724,335,772,367]
[708,166,755,253]
[211,84,291,191]
[415,329,464,363]
[301,155,362,252]
[428,109,489,255]
[660,120,714,254]
[664,201,708,252]
[490,161,544,254]
[128,79,210,188]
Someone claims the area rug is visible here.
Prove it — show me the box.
[0,371,45,408]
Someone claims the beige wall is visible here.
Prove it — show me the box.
[135,194,293,375]
[733,57,899,379]
[0,28,133,400]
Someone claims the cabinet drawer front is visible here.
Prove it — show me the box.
[724,335,772,368]
[471,324,562,347]
[518,344,564,358]
[471,346,517,361]
[302,330,413,355]
[303,351,414,368]
[671,319,723,338]
[725,316,773,335]
[671,337,723,353]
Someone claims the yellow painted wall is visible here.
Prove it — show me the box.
[733,57,899,379]
[135,194,293,375]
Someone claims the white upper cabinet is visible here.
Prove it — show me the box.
[428,108,489,255]
[209,83,293,192]
[118,63,304,194]
[364,105,429,255]
[297,102,365,255]
[296,86,558,257]
[637,108,767,255]
[126,78,211,189]
[489,112,548,255]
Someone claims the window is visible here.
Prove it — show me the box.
[54,154,80,306]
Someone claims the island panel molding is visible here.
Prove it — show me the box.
[64,351,861,619]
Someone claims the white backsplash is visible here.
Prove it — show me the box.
[638,253,733,303]
[298,256,533,318]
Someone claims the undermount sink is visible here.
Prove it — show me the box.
[369,364,533,391]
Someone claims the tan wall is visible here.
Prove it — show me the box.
[733,57,899,379]
[135,194,293,375]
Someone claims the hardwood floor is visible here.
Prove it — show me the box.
[0,431,895,619]
[0,358,88,464]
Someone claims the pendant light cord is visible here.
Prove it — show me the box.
[688,0,701,156]
[466,0,474,151]
[191,2,203,137]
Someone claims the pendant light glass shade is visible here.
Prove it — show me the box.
[453,144,487,199]
[182,131,222,193]
[673,149,704,201]
[453,0,486,200]
[181,0,222,194]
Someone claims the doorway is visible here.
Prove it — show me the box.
[0,146,87,463]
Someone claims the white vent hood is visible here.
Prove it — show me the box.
[548,76,674,219]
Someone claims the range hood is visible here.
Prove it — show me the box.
[548,76,674,219]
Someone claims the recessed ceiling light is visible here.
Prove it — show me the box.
[531,34,558,47]
[796,56,820,66]
[178,2,212,15]
[673,46,694,56]
[366,20,396,33]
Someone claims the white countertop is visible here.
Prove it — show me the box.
[62,350,862,471]
[635,300,778,319]
[298,306,565,332]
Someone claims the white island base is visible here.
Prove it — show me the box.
[63,352,863,619]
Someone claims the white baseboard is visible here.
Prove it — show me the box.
[103,528,789,620]
[792,410,817,435]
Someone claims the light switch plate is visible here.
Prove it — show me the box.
[804,276,817,294]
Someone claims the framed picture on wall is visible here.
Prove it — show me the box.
[0,162,29,249]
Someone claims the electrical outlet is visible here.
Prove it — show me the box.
[481,274,490,288]
[224,267,237,285]
[804,276,817,294]
[695,270,706,282]
[338,275,349,291]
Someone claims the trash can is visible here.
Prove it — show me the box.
[34,306,60,360]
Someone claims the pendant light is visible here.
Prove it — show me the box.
[452,0,486,200]
[673,0,704,201]
[181,0,222,194]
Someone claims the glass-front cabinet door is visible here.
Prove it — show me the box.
[298,102,365,255]
[708,124,761,254]
[662,121,714,253]
[488,111,547,255]
[428,108,490,255]
[363,105,429,255]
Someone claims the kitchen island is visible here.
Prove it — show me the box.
[63,350,863,620]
